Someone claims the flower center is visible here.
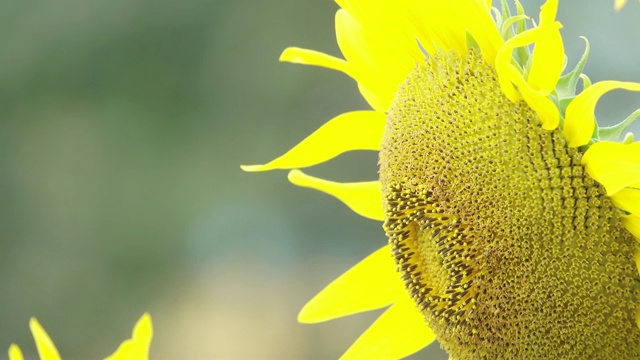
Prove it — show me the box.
[379,50,640,359]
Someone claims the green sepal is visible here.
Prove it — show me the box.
[501,15,529,40]
[491,7,503,29]
[514,0,526,29]
[598,109,640,142]
[557,96,574,118]
[556,37,590,99]
[500,0,512,26]
[514,1,530,66]
[466,31,481,53]
[579,73,592,89]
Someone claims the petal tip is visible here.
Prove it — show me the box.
[287,169,305,184]
[297,306,318,324]
[8,344,23,360]
[28,317,42,332]
[240,164,266,172]
[133,312,154,339]
[279,48,295,62]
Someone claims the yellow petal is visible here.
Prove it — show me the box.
[334,0,424,63]
[299,245,405,323]
[615,0,628,11]
[340,295,436,360]
[455,0,503,63]
[495,22,562,102]
[565,81,640,147]
[527,0,563,94]
[279,47,351,77]
[29,318,61,360]
[8,344,24,360]
[406,0,502,63]
[622,214,640,241]
[539,0,559,24]
[104,313,153,360]
[241,111,385,172]
[611,188,640,215]
[505,64,560,129]
[288,170,384,221]
[334,9,416,111]
[582,141,640,195]
[357,84,388,115]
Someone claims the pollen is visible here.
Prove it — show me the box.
[379,50,640,359]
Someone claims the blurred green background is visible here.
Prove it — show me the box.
[1,0,639,359]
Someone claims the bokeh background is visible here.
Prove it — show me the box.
[1,0,639,359]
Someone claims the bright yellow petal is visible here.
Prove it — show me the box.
[29,318,61,360]
[495,22,562,102]
[288,170,384,221]
[539,0,559,24]
[334,9,416,111]
[582,141,640,195]
[403,0,500,62]
[299,245,405,323]
[340,295,436,360]
[279,47,352,76]
[615,0,628,11]
[611,188,640,215]
[565,81,640,147]
[622,214,640,240]
[505,64,560,129]
[403,0,466,57]
[8,345,24,360]
[527,0,564,94]
[104,313,153,360]
[334,0,424,63]
[454,0,503,63]
[241,111,385,172]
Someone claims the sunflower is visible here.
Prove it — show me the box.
[243,0,640,358]
[8,313,152,360]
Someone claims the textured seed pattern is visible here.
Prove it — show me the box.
[379,50,640,359]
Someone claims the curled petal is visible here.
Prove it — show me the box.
[299,245,405,323]
[495,23,562,102]
[241,111,385,172]
[565,81,640,147]
[527,0,563,94]
[287,170,384,221]
[505,64,560,129]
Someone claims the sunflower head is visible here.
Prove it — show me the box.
[381,46,640,358]
[245,0,640,358]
